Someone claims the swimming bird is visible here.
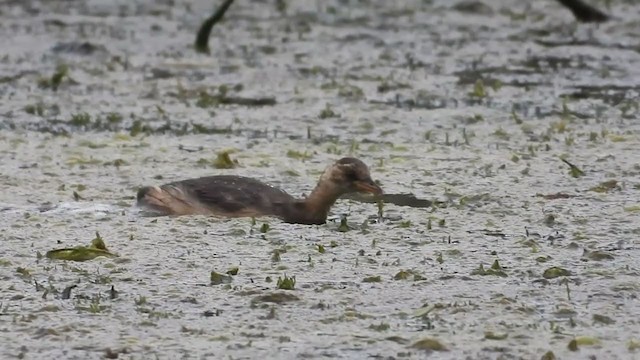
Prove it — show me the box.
[136,157,383,225]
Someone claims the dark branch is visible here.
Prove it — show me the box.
[195,0,236,54]
[556,0,609,23]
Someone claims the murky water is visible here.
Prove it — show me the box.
[1,0,640,359]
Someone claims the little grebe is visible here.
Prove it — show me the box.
[136,157,383,225]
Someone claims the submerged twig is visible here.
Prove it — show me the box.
[341,193,439,208]
[219,96,276,107]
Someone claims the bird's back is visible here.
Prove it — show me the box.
[137,175,296,218]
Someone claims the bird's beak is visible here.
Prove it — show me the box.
[353,179,383,195]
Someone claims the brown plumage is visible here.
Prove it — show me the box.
[136,157,383,225]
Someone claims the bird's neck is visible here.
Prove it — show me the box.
[281,182,343,225]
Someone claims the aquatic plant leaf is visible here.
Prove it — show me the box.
[210,271,233,285]
[286,150,312,160]
[369,322,390,331]
[589,180,620,193]
[490,259,502,271]
[628,339,640,351]
[398,220,412,228]
[583,250,614,261]
[560,158,584,178]
[91,231,108,250]
[411,338,448,351]
[385,336,409,344]
[318,103,338,119]
[543,267,571,279]
[471,262,507,277]
[413,305,435,318]
[592,314,615,325]
[46,247,116,262]
[276,274,296,290]
[484,331,508,340]
[46,231,117,262]
[569,336,600,351]
[38,64,68,91]
[16,267,31,278]
[470,79,487,98]
[338,217,350,232]
[271,251,281,263]
[536,192,576,200]
[213,151,238,169]
[413,273,426,281]
[394,270,412,280]
[250,292,299,307]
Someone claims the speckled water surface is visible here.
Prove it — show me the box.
[1,0,640,359]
